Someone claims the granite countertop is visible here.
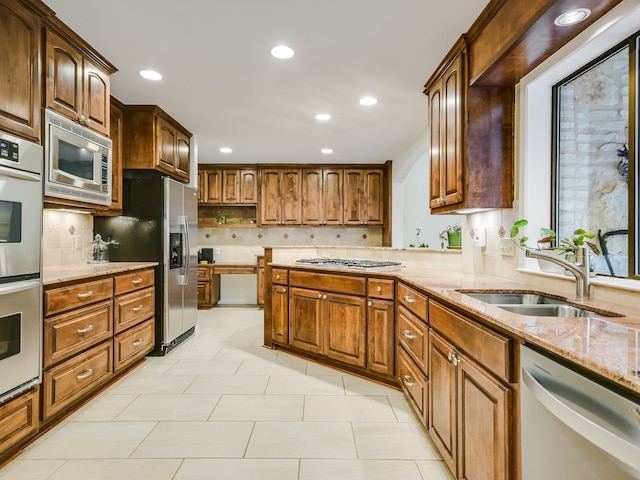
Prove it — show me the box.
[271,261,640,396]
[43,262,158,286]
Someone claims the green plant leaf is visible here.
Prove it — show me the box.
[510,226,519,238]
[519,236,529,246]
[514,219,528,228]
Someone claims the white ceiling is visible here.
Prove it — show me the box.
[43,0,489,165]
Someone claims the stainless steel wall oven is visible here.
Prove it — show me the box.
[0,130,43,402]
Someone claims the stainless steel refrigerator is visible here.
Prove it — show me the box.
[94,174,197,355]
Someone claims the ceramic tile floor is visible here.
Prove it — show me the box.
[0,307,452,480]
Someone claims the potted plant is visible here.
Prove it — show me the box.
[215,211,228,224]
[440,224,462,249]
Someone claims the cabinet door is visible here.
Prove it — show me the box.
[176,132,191,181]
[0,0,41,141]
[257,265,265,306]
[457,355,510,480]
[272,284,289,344]
[240,169,258,204]
[364,169,384,225]
[323,293,366,367]
[281,169,301,224]
[83,58,110,136]
[288,287,323,354]
[222,169,240,203]
[367,298,394,376]
[323,169,343,225]
[442,54,464,207]
[203,170,222,204]
[428,80,444,209]
[343,169,363,225]
[109,98,123,211]
[45,29,83,122]
[428,330,457,474]
[156,116,177,175]
[302,169,323,225]
[260,169,281,225]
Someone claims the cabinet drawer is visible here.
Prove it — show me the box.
[44,300,113,368]
[42,341,113,421]
[397,283,427,319]
[368,278,394,300]
[290,270,365,296]
[114,269,155,295]
[429,301,513,382]
[114,286,155,333]
[397,305,428,373]
[114,318,154,372]
[272,268,288,285]
[197,267,211,281]
[397,347,427,423]
[44,278,113,316]
[0,388,39,455]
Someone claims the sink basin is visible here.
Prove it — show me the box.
[461,292,566,305]
[458,290,620,318]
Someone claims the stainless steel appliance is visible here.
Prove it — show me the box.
[0,130,42,402]
[94,174,197,355]
[44,108,112,206]
[521,344,640,479]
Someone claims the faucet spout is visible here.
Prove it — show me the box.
[525,246,590,300]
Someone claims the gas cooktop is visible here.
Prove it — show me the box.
[295,258,402,269]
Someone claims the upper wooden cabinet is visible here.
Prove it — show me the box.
[343,169,385,226]
[301,168,343,225]
[424,36,513,214]
[45,28,112,137]
[0,0,43,142]
[122,105,192,183]
[107,96,123,212]
[223,169,258,204]
[260,168,302,225]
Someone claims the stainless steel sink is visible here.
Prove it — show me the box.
[458,290,620,318]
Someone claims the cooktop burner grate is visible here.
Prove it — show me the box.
[295,258,401,268]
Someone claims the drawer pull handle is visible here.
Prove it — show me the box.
[281,287,288,293]
[403,295,416,303]
[76,324,94,334]
[376,286,382,292]
[132,338,146,347]
[402,375,415,387]
[402,329,416,339]
[132,305,145,312]
[132,278,143,284]
[276,274,281,280]
[76,368,94,380]
[77,290,94,299]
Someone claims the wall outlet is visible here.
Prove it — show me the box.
[75,235,82,249]
[243,248,250,255]
[500,238,515,257]
[215,248,221,255]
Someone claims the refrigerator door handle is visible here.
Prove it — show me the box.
[180,215,190,285]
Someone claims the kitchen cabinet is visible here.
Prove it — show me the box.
[223,169,258,204]
[0,0,42,142]
[201,169,222,203]
[343,169,385,226]
[257,256,265,306]
[260,168,302,225]
[427,301,513,480]
[197,266,220,309]
[424,35,514,213]
[42,267,155,424]
[366,298,394,377]
[122,105,192,183]
[45,27,112,137]
[302,168,343,225]
[271,268,289,344]
[107,96,124,212]
[0,387,39,463]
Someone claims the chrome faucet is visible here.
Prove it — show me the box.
[525,246,590,300]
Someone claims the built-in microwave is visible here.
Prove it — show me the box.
[44,108,112,206]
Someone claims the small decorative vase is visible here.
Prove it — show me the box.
[447,231,461,249]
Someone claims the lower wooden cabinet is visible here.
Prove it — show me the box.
[0,388,39,458]
[366,298,394,376]
[271,283,289,344]
[114,318,154,372]
[197,266,220,309]
[397,346,428,423]
[323,293,366,367]
[288,287,324,355]
[42,341,113,421]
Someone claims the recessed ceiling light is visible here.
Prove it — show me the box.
[315,113,331,121]
[359,96,378,106]
[321,148,333,154]
[271,45,295,59]
[220,147,232,154]
[554,8,591,26]
[139,69,163,81]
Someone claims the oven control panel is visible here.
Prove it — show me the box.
[0,138,19,162]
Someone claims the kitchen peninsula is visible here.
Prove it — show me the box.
[263,245,640,480]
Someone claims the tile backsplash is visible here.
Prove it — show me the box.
[42,210,94,267]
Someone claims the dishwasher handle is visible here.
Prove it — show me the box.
[522,366,640,473]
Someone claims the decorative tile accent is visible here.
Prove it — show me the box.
[362,234,367,240]
[68,225,76,236]
[283,234,289,239]
[205,233,211,239]
[258,234,263,239]
[498,225,507,238]
[310,234,315,239]
[232,233,237,239]
[336,234,341,239]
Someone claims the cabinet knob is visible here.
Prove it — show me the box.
[318,293,322,298]
[281,287,287,293]
[367,301,372,307]
[276,274,281,280]
[452,355,460,367]
[401,375,415,388]
[402,329,416,340]
[376,286,382,292]
[447,352,454,362]
[322,294,327,300]
[403,295,416,303]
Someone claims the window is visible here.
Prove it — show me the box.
[552,32,638,278]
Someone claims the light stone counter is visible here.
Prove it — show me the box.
[269,251,640,397]
[43,262,158,286]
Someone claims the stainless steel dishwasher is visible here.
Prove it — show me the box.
[521,345,640,479]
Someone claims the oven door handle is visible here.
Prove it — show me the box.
[522,366,640,472]
[0,278,40,295]
[0,165,41,183]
